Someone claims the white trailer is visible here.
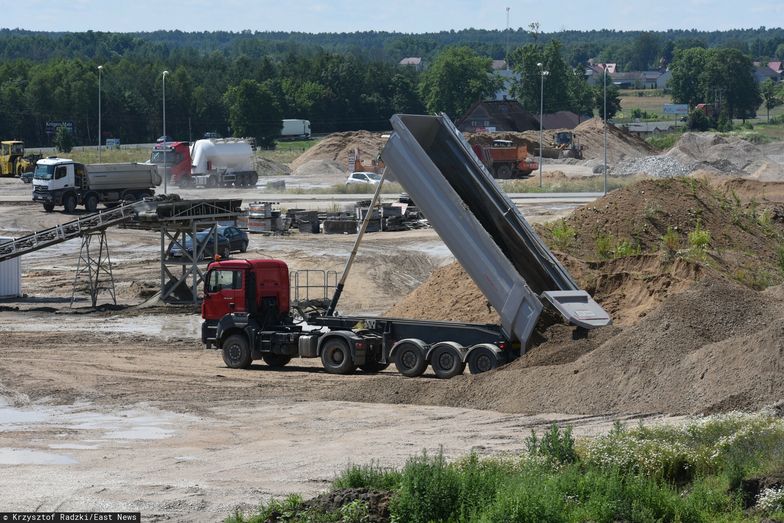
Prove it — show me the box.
[280,119,311,140]
[32,158,161,213]
[189,138,258,188]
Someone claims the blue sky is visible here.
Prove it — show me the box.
[7,0,783,33]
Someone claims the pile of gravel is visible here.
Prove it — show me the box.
[611,155,693,178]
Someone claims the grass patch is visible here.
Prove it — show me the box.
[646,131,682,151]
[233,414,784,522]
[500,175,635,194]
[549,220,576,251]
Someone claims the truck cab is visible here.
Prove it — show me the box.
[201,259,293,350]
[149,141,191,186]
[32,158,85,211]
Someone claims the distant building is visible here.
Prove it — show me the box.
[456,100,540,133]
[753,62,780,83]
[540,111,583,130]
[399,57,424,71]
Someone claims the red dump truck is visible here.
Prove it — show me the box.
[201,114,610,378]
[472,139,538,179]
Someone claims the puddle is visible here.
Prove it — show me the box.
[0,314,202,339]
[0,448,77,465]
[0,400,183,455]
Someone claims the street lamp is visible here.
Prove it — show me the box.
[162,70,169,195]
[97,65,103,162]
[537,62,549,189]
[603,66,608,195]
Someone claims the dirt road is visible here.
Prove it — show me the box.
[0,327,682,522]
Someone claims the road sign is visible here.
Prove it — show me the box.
[663,104,689,115]
[45,121,75,135]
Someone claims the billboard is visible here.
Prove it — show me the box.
[663,104,689,115]
[45,121,75,135]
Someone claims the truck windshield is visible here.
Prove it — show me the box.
[33,164,55,180]
[149,150,176,165]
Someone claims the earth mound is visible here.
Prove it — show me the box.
[289,131,388,176]
[338,278,784,415]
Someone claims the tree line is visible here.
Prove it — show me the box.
[0,26,779,147]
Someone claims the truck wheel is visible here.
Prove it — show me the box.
[320,338,356,375]
[495,165,512,179]
[431,346,466,379]
[206,175,217,188]
[393,342,427,377]
[468,346,499,375]
[85,194,99,213]
[221,334,252,369]
[359,360,390,373]
[43,203,55,212]
[63,193,77,213]
[249,173,258,187]
[262,353,291,368]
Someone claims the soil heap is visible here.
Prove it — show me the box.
[371,178,784,415]
[289,131,388,177]
[391,178,784,325]
[665,132,784,180]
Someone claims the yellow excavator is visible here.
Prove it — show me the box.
[1,140,40,177]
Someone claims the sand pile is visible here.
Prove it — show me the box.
[256,157,290,177]
[572,118,655,163]
[391,178,784,326]
[337,278,784,415]
[289,131,388,176]
[666,132,784,180]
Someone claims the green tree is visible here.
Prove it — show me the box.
[53,126,73,152]
[418,46,500,118]
[760,78,782,123]
[670,47,761,120]
[594,73,621,120]
[629,32,662,71]
[223,79,282,146]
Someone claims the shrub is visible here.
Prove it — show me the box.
[595,233,615,259]
[550,219,576,251]
[614,240,641,258]
[688,221,711,255]
[390,450,462,522]
[661,226,681,253]
[333,461,402,491]
[526,424,577,466]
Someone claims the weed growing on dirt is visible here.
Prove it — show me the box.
[661,226,681,253]
[549,220,576,251]
[614,240,641,258]
[688,220,711,257]
[333,462,401,491]
[778,246,784,272]
[646,132,681,151]
[235,414,784,522]
[595,233,615,259]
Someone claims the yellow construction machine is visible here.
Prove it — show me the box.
[1,140,40,177]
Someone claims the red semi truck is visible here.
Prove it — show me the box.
[149,139,258,188]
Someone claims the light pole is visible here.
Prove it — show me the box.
[537,62,549,189]
[97,65,103,162]
[162,70,169,195]
[603,66,608,195]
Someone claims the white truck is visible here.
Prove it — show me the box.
[32,157,161,213]
[187,138,258,188]
[280,119,311,140]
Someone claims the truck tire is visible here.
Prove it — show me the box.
[359,360,390,373]
[468,346,500,375]
[431,345,466,379]
[63,193,77,213]
[495,165,512,179]
[84,194,99,213]
[221,334,252,369]
[43,203,55,212]
[393,342,427,377]
[262,353,291,368]
[250,173,258,186]
[320,338,356,375]
[206,175,218,188]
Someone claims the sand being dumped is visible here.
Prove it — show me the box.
[351,178,784,415]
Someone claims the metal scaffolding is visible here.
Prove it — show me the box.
[70,229,116,308]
